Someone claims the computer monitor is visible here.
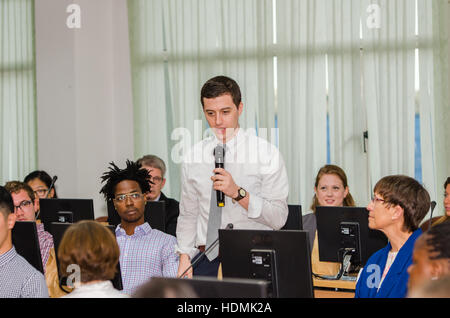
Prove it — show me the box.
[281,204,303,230]
[49,222,123,290]
[107,200,166,232]
[315,206,388,277]
[39,198,95,232]
[219,229,313,298]
[149,276,269,298]
[11,221,44,274]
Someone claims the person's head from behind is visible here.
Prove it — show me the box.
[311,164,355,212]
[407,222,450,294]
[24,170,57,200]
[408,275,450,298]
[444,177,450,217]
[367,175,430,234]
[99,160,150,228]
[0,186,16,254]
[200,75,243,143]
[58,220,120,285]
[4,181,38,222]
[133,277,198,298]
[136,155,166,201]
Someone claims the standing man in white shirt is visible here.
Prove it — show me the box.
[176,75,289,278]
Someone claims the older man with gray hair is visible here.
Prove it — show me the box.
[137,154,180,237]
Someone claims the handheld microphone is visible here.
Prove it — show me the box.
[46,176,58,198]
[178,223,233,278]
[427,201,437,231]
[214,145,225,207]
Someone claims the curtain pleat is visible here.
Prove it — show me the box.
[0,0,37,184]
[417,0,449,216]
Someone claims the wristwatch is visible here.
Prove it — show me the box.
[234,187,247,201]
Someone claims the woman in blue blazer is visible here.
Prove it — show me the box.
[355,175,431,298]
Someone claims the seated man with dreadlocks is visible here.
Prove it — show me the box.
[100,160,179,295]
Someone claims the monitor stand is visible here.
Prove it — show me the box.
[313,250,358,281]
[341,252,358,281]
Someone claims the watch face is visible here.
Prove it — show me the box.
[239,188,246,197]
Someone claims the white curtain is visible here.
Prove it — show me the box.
[129,0,276,200]
[0,0,37,184]
[325,0,369,207]
[327,0,449,215]
[129,0,449,215]
[362,0,417,191]
[276,0,328,210]
[417,0,449,216]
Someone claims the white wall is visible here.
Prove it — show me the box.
[35,0,134,218]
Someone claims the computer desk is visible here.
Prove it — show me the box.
[313,277,356,298]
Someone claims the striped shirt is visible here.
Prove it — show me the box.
[0,247,49,298]
[115,222,179,295]
[36,223,54,273]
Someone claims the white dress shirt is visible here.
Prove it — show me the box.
[176,128,289,259]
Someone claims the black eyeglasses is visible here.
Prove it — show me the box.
[114,192,144,202]
[14,200,33,212]
[33,189,49,198]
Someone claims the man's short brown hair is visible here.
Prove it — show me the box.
[4,181,35,202]
[200,75,242,108]
[58,220,120,283]
[374,175,430,232]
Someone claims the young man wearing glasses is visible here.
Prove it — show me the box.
[4,181,54,274]
[137,154,180,237]
[100,160,179,295]
[3,181,65,297]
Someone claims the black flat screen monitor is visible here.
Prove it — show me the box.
[107,200,166,233]
[39,198,94,232]
[148,276,269,298]
[282,204,303,230]
[49,222,123,290]
[219,229,313,298]
[12,221,44,274]
[315,206,388,266]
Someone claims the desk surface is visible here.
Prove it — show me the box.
[313,277,357,290]
[314,288,355,298]
[313,277,356,298]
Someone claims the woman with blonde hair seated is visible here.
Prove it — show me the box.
[58,220,128,298]
[302,164,356,277]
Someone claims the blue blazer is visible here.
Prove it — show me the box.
[355,229,422,298]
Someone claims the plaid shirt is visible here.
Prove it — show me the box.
[0,247,49,298]
[36,223,54,273]
[115,222,179,295]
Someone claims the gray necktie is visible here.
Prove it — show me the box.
[205,184,223,261]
